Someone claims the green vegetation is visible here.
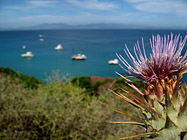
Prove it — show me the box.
[0,67,44,89]
[71,76,91,89]
[0,68,142,140]
[71,76,108,96]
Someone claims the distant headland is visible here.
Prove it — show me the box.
[0,22,179,31]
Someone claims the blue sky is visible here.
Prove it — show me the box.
[0,0,187,29]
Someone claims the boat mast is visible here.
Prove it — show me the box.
[72,48,75,56]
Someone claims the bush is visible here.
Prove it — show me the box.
[0,73,142,140]
[71,76,109,96]
[0,67,44,89]
[71,76,91,89]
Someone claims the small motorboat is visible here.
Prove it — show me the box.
[22,45,26,49]
[21,51,34,57]
[72,53,87,60]
[108,59,119,65]
[55,44,63,51]
[39,38,44,41]
[39,34,43,37]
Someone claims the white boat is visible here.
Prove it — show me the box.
[72,53,87,60]
[22,45,26,49]
[21,51,34,57]
[108,59,119,65]
[39,34,43,37]
[39,38,44,41]
[55,44,63,51]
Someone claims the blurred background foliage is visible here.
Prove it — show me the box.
[0,67,143,140]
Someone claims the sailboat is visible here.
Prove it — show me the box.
[72,49,87,60]
[55,44,63,50]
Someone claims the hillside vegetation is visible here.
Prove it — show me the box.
[0,67,143,140]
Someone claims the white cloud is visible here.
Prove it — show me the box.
[125,0,187,15]
[126,0,145,3]
[26,1,58,8]
[5,0,58,10]
[80,12,93,16]
[67,0,119,10]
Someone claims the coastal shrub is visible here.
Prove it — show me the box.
[71,76,109,96]
[92,79,108,94]
[71,76,91,89]
[71,76,96,96]
[0,67,43,89]
[93,81,102,92]
[0,74,141,140]
[0,67,18,78]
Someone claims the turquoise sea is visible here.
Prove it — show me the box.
[0,29,187,81]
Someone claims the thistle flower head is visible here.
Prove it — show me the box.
[113,33,187,140]
[117,33,187,101]
[117,33,187,82]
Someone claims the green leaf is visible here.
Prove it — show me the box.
[179,93,187,114]
[154,101,164,116]
[159,115,181,140]
[154,135,168,140]
[183,133,187,140]
[151,116,165,131]
[172,96,182,112]
[166,102,178,124]
[176,115,187,130]
[166,89,179,124]
[177,95,187,130]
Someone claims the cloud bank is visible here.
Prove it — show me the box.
[126,0,187,15]
[67,0,119,10]
[5,0,58,10]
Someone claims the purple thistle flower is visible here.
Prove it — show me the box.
[112,33,187,140]
[117,33,187,83]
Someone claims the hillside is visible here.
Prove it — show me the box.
[10,23,148,30]
[0,67,143,139]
